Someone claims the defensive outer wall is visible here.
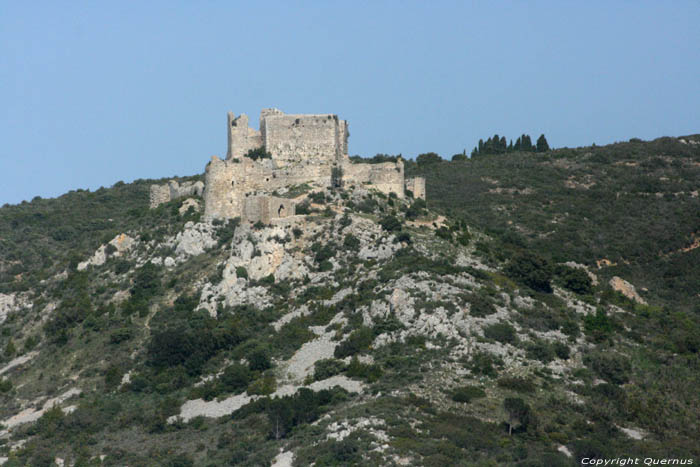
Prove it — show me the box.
[152,108,425,223]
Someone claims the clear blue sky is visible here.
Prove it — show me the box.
[2,1,699,204]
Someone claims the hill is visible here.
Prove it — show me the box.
[0,136,698,466]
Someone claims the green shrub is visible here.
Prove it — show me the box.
[314,358,346,381]
[345,357,382,382]
[583,351,631,384]
[236,266,248,279]
[483,322,517,344]
[504,252,553,293]
[104,365,123,390]
[554,265,593,295]
[334,327,374,358]
[248,347,272,371]
[247,374,276,395]
[309,191,326,204]
[451,385,486,403]
[379,215,402,232]
[109,327,133,344]
[296,201,311,215]
[0,378,13,393]
[466,293,496,317]
[395,231,411,243]
[244,147,272,161]
[219,363,252,394]
[343,234,361,251]
[504,397,531,434]
[497,376,535,393]
[416,152,442,165]
[525,339,556,363]
[435,226,452,241]
[552,341,571,359]
[468,351,503,377]
[217,218,239,246]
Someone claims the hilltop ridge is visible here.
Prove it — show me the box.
[0,134,698,465]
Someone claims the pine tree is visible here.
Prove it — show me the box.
[536,134,550,152]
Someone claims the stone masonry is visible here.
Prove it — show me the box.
[197,108,423,221]
[149,180,204,209]
[405,177,426,200]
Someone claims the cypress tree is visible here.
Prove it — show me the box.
[536,134,550,152]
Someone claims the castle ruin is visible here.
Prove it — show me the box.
[153,108,425,223]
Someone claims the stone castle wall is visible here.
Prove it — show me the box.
[150,180,204,208]
[226,113,263,159]
[243,196,295,224]
[405,177,426,200]
[260,112,347,166]
[342,158,405,198]
[200,109,419,221]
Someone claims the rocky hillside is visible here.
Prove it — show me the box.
[0,138,699,466]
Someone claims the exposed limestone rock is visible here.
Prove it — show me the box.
[173,222,216,259]
[279,317,345,384]
[271,451,294,467]
[0,388,81,432]
[0,293,16,324]
[0,293,31,324]
[0,351,39,376]
[77,233,136,271]
[325,417,389,443]
[178,198,201,215]
[609,276,647,304]
[198,222,311,314]
[199,278,271,317]
[617,426,647,440]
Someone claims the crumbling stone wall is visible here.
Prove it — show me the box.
[227,108,347,167]
[260,110,347,166]
[342,158,405,198]
[243,196,295,224]
[226,112,263,159]
[150,180,204,208]
[204,109,417,220]
[405,177,426,200]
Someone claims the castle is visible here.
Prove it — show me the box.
[151,109,425,223]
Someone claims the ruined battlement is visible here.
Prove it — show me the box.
[226,109,347,166]
[198,109,425,221]
[150,180,204,209]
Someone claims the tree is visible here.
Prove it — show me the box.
[504,251,553,293]
[416,152,442,165]
[451,152,467,162]
[504,397,531,435]
[536,134,550,152]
